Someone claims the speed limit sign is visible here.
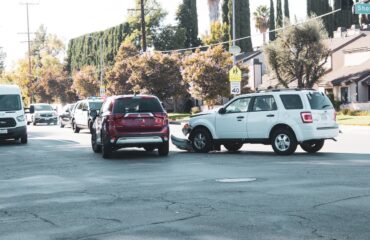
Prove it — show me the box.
[230,81,241,95]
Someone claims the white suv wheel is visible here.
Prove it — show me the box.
[275,134,291,152]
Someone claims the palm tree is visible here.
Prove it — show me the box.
[253,5,270,46]
[208,0,220,22]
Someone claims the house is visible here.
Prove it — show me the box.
[235,50,267,91]
[320,25,370,110]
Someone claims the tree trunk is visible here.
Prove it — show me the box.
[262,32,266,45]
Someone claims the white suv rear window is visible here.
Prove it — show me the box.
[307,92,333,110]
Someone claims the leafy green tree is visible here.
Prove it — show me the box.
[228,0,253,52]
[269,0,276,41]
[72,65,99,98]
[0,47,6,75]
[202,22,229,45]
[128,52,186,102]
[253,5,270,45]
[307,0,335,37]
[106,42,139,95]
[177,0,201,48]
[276,0,283,28]
[284,0,290,19]
[182,45,230,101]
[264,17,330,88]
[153,26,186,51]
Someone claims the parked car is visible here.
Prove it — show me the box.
[72,98,103,133]
[26,103,58,126]
[0,85,28,144]
[59,103,76,128]
[91,95,169,158]
[174,89,339,155]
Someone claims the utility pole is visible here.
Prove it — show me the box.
[20,2,38,103]
[128,0,148,52]
[140,0,146,52]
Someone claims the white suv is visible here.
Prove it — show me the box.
[179,90,339,155]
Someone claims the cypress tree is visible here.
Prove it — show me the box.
[276,0,283,28]
[269,0,276,41]
[222,0,229,25]
[284,0,289,20]
[228,0,253,52]
[177,0,201,48]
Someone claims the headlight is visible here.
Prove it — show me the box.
[35,113,40,117]
[52,112,57,117]
[16,115,25,122]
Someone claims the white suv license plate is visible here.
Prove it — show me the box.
[0,129,8,134]
[320,113,328,121]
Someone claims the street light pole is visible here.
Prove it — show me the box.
[232,0,236,66]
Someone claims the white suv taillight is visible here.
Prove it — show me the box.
[334,112,337,121]
[301,112,313,123]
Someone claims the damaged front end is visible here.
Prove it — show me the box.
[171,123,193,151]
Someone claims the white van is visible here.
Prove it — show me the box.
[0,85,28,144]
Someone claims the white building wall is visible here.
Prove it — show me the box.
[344,51,370,67]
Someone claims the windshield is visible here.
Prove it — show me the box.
[307,92,333,110]
[35,105,53,111]
[113,97,164,114]
[0,95,22,111]
[89,101,103,110]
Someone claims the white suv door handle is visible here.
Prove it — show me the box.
[237,116,244,121]
[266,114,275,117]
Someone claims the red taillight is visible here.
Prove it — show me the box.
[301,112,313,123]
[154,113,168,126]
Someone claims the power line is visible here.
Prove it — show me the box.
[156,8,342,54]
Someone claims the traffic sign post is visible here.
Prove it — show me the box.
[354,3,370,14]
[230,81,241,95]
[99,86,106,97]
[229,66,242,96]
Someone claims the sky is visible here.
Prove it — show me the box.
[0,0,307,70]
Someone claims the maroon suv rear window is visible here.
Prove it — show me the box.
[113,97,164,114]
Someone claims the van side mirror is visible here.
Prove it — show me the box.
[30,106,35,114]
[218,108,226,114]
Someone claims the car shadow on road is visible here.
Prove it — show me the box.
[106,149,170,161]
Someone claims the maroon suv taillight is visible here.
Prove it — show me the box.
[301,112,313,123]
[153,113,168,127]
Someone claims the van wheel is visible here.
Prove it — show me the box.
[33,121,36,126]
[190,128,213,153]
[158,142,169,156]
[72,120,80,133]
[21,135,28,144]
[301,140,325,153]
[224,142,243,152]
[271,129,297,155]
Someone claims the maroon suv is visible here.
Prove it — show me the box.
[91,95,169,158]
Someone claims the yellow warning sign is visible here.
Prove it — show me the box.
[229,66,242,82]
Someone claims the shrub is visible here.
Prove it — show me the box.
[191,106,201,114]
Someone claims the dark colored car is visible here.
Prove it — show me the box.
[91,95,169,158]
[59,103,76,128]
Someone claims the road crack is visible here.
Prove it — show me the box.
[28,212,58,227]
[313,194,370,209]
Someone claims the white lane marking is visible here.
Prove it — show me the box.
[216,178,257,183]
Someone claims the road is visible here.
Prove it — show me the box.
[0,124,370,240]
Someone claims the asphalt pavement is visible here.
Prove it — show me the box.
[0,124,370,240]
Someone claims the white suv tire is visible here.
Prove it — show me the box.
[190,128,213,153]
[271,128,297,155]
